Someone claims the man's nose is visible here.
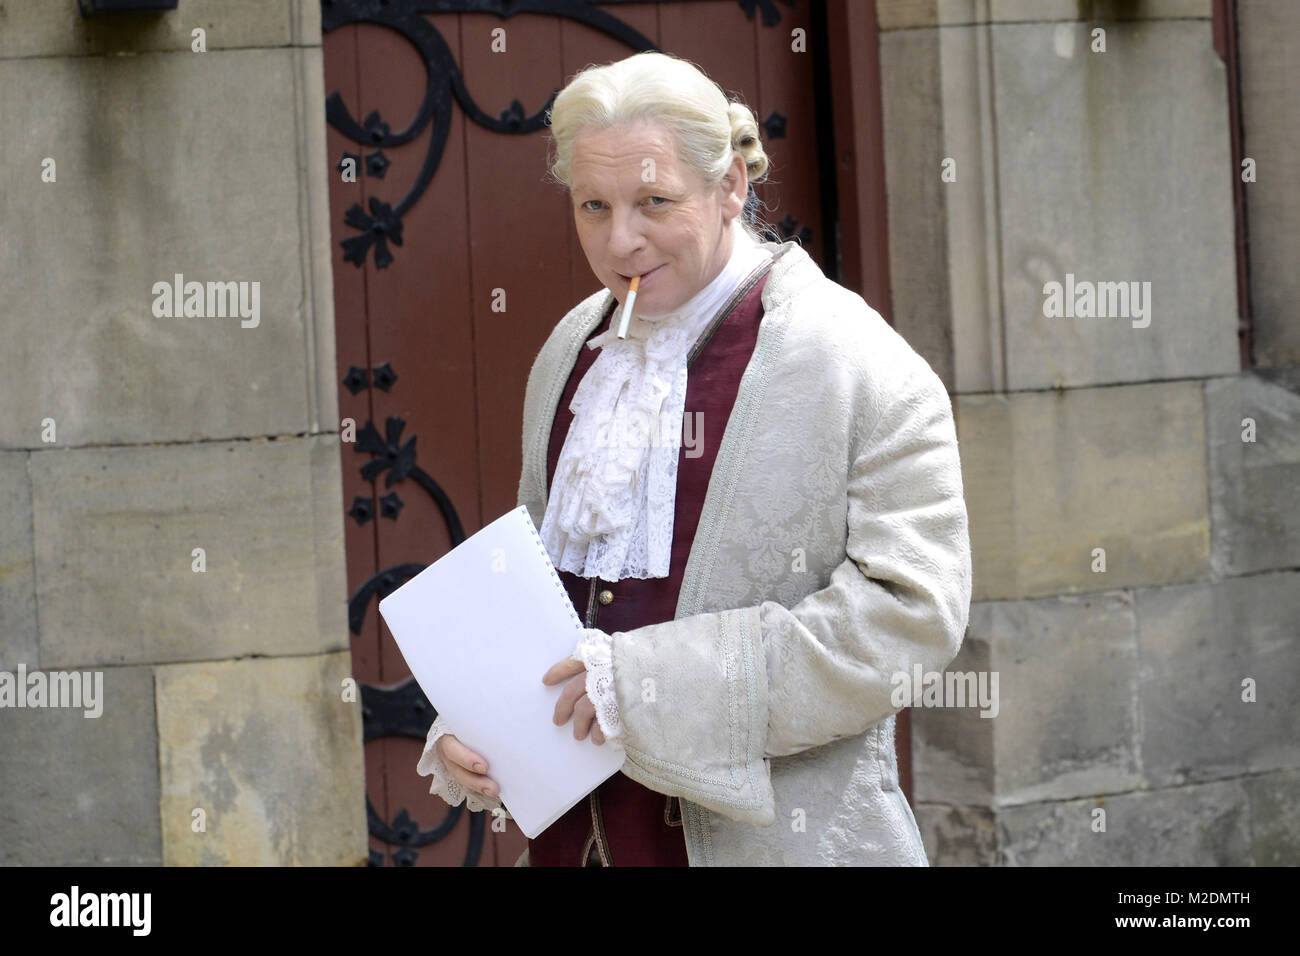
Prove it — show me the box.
[606,207,645,258]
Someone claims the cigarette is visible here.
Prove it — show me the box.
[615,274,640,339]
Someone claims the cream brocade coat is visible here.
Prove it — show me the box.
[517,239,972,866]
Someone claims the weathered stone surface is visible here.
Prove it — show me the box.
[880,27,955,390]
[0,665,161,865]
[881,22,1014,395]
[911,624,995,806]
[307,434,349,647]
[1205,370,1300,576]
[293,44,341,437]
[997,778,1252,865]
[988,592,1141,804]
[879,0,1210,31]
[956,381,1210,601]
[1238,0,1300,367]
[0,452,37,672]
[914,803,997,866]
[1136,572,1300,788]
[993,20,1237,390]
[0,0,352,876]
[879,15,1231,393]
[937,23,1008,395]
[0,0,312,59]
[0,46,333,448]
[1242,768,1300,866]
[868,1,1293,870]
[31,435,348,668]
[155,651,366,865]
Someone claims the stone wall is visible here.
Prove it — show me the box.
[879,0,1299,864]
[0,0,366,865]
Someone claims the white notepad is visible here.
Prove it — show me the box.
[378,505,625,838]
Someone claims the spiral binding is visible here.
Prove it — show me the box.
[517,505,583,634]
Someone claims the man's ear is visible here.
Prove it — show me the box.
[720,151,747,219]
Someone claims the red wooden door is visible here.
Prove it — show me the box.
[321,0,877,866]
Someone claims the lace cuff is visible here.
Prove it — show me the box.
[573,627,624,746]
[416,714,512,818]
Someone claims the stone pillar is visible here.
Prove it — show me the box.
[0,0,366,865]
[877,0,1299,864]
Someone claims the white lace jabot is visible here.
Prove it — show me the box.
[539,221,772,580]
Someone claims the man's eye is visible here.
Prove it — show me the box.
[579,198,666,211]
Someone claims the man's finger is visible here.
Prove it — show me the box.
[542,657,585,685]
[573,695,596,741]
[553,672,588,725]
[448,764,500,799]
[440,734,488,774]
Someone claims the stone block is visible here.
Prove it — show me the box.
[0,452,38,672]
[0,47,331,448]
[985,592,1141,804]
[0,665,161,865]
[937,23,1007,395]
[1206,370,1300,576]
[1238,0,1300,366]
[1242,768,1300,866]
[993,20,1238,389]
[1136,572,1300,788]
[879,0,1211,31]
[914,803,997,866]
[911,625,995,806]
[155,651,366,865]
[997,777,1251,865]
[880,27,955,389]
[956,381,1210,600]
[0,0,303,59]
[31,435,347,667]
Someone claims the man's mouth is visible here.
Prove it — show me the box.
[618,264,664,283]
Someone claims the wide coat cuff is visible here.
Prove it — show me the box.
[609,605,775,826]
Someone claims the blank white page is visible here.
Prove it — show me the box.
[379,505,624,838]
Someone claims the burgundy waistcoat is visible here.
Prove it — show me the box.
[526,271,771,867]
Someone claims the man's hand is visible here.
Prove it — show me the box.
[542,657,607,745]
[435,733,499,799]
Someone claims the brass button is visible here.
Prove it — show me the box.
[598,589,614,606]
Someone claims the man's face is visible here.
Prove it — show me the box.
[569,120,746,317]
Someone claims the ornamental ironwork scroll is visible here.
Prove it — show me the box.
[344,385,482,866]
[322,0,796,269]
